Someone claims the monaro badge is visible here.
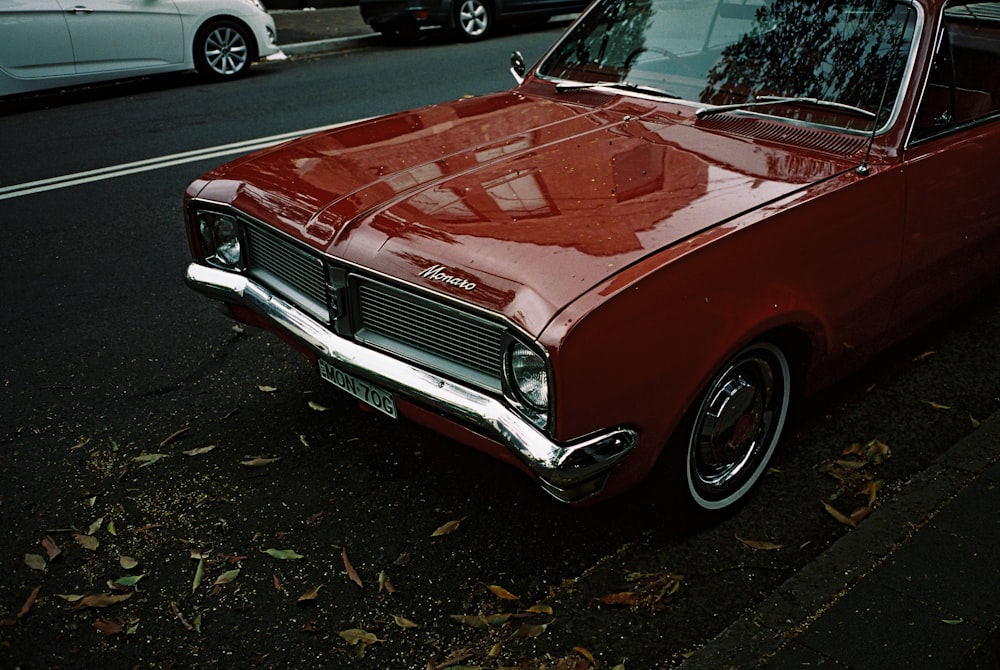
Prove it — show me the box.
[419,264,477,291]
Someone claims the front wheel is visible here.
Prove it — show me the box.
[683,342,792,511]
[455,0,493,40]
[195,20,254,80]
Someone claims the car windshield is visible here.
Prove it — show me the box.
[536,0,919,132]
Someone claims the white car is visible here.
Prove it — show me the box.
[0,0,280,96]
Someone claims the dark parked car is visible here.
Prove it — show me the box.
[360,0,591,40]
[185,0,1000,511]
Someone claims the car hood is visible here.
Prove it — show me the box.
[194,89,858,335]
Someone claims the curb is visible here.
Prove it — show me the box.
[680,412,1000,668]
[279,34,380,57]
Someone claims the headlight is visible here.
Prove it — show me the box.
[197,211,243,269]
[506,341,549,412]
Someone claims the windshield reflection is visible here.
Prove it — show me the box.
[537,0,917,131]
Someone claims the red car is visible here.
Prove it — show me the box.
[185,0,1000,511]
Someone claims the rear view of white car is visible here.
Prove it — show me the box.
[0,0,280,96]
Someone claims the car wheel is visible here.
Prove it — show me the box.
[455,0,493,40]
[683,342,792,511]
[195,20,254,80]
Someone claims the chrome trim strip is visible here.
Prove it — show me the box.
[185,262,638,502]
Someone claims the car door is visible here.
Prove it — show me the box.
[0,0,75,80]
[894,2,1000,332]
[56,0,184,74]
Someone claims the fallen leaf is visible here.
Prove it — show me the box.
[171,602,193,630]
[378,570,396,593]
[942,618,965,625]
[40,536,62,561]
[338,628,383,645]
[70,593,133,611]
[449,614,510,628]
[308,401,329,412]
[487,584,519,600]
[183,445,218,456]
[600,572,682,610]
[525,603,554,615]
[926,401,951,411]
[431,517,466,537]
[859,479,883,506]
[598,591,643,607]
[849,506,873,525]
[114,574,146,588]
[24,554,46,572]
[863,439,891,464]
[119,556,139,570]
[74,533,100,551]
[193,613,203,633]
[192,557,205,593]
[70,437,91,451]
[822,500,858,528]
[273,574,283,591]
[736,535,784,551]
[159,427,190,447]
[555,648,594,670]
[88,517,104,535]
[107,520,117,536]
[93,618,125,636]
[393,614,419,628]
[509,621,551,639]
[55,594,85,603]
[15,587,40,619]
[133,453,168,467]
[262,548,304,560]
[240,456,279,468]
[258,385,278,392]
[213,569,241,586]
[299,434,310,447]
[297,586,322,603]
[342,548,363,588]
[913,350,936,362]
[971,414,982,429]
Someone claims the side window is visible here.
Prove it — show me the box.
[913,1,1000,141]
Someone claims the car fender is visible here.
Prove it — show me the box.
[541,168,905,494]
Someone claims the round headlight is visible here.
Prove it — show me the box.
[507,342,549,411]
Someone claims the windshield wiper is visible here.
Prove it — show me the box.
[696,95,877,120]
[556,80,681,99]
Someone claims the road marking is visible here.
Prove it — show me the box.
[0,121,359,201]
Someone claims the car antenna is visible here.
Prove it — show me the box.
[857,8,912,176]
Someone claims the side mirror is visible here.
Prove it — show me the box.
[510,51,526,84]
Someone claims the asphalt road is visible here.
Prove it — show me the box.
[2,29,999,669]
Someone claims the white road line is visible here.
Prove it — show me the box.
[0,121,357,201]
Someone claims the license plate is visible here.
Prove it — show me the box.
[318,359,398,419]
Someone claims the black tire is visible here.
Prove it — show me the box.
[680,342,792,511]
[454,0,493,40]
[194,20,254,81]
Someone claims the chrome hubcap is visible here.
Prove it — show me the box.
[688,344,790,508]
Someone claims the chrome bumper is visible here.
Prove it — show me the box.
[185,263,638,502]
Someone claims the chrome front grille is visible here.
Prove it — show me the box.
[240,219,506,393]
[355,279,505,392]
[245,224,329,321]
